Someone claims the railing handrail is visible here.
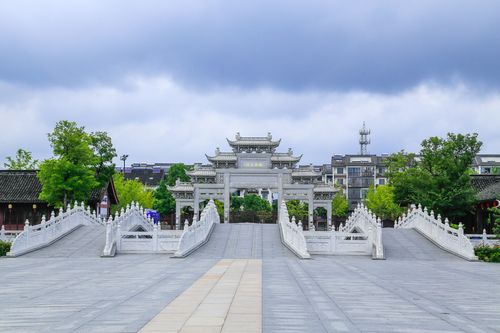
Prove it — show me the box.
[278,201,310,259]
[8,201,103,257]
[395,204,477,260]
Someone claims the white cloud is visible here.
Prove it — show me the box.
[0,77,499,166]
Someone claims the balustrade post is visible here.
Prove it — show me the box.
[24,220,30,248]
[0,225,5,241]
[482,229,487,245]
[153,223,159,252]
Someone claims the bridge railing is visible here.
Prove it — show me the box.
[466,231,500,247]
[278,201,310,259]
[102,201,158,256]
[173,199,219,257]
[8,202,103,257]
[0,227,22,243]
[395,204,477,260]
[336,204,384,259]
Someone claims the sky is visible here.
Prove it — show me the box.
[1,0,500,166]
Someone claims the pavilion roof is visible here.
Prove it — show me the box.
[291,166,321,178]
[205,152,237,162]
[271,153,302,163]
[313,184,338,193]
[167,181,194,192]
[227,132,281,147]
[187,167,217,177]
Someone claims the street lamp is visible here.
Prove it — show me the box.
[120,154,129,175]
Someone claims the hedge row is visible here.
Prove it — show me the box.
[475,246,500,263]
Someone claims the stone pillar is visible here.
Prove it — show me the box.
[258,188,262,198]
[224,172,230,223]
[193,187,200,222]
[175,201,181,230]
[327,202,332,230]
[278,173,284,221]
[308,190,314,227]
[268,188,273,206]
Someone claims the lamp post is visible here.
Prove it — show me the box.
[120,154,129,175]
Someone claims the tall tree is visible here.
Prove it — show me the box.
[153,179,176,216]
[113,173,153,213]
[166,163,190,186]
[332,190,349,218]
[364,185,403,220]
[38,121,98,207]
[4,149,38,169]
[90,131,117,187]
[386,133,482,221]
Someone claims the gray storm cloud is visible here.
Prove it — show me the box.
[0,1,499,91]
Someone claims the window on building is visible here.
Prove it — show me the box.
[348,167,361,176]
[336,178,344,185]
[483,167,491,174]
[378,178,386,185]
[361,188,369,199]
[336,167,344,174]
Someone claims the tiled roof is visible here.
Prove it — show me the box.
[271,153,302,162]
[0,170,118,204]
[0,170,44,203]
[187,168,217,177]
[205,152,237,162]
[124,168,165,187]
[471,175,500,201]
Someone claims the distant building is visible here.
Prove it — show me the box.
[0,170,118,230]
[331,154,389,208]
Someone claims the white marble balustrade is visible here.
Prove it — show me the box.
[8,202,103,257]
[173,199,219,257]
[395,204,477,260]
[278,201,310,259]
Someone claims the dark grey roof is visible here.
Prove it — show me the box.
[124,168,165,187]
[0,170,118,205]
[0,170,44,203]
[471,175,500,201]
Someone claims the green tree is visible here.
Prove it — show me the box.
[38,121,98,207]
[332,190,349,218]
[4,149,38,169]
[113,173,153,213]
[364,185,403,220]
[386,133,482,221]
[166,163,190,186]
[153,179,176,216]
[230,195,244,211]
[90,131,117,187]
[38,159,98,208]
[286,199,308,221]
[242,194,271,212]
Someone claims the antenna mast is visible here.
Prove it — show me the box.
[359,122,371,155]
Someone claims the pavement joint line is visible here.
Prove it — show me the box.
[333,257,495,332]
[139,259,262,333]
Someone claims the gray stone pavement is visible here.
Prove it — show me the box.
[1,224,499,332]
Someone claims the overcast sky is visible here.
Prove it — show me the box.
[1,1,499,166]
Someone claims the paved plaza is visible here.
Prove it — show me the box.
[0,224,499,332]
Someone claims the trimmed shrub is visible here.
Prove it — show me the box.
[475,246,500,263]
[0,241,11,256]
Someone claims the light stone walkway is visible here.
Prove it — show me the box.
[139,259,261,333]
[1,224,500,333]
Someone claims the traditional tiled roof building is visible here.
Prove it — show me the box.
[168,133,336,229]
[0,170,118,230]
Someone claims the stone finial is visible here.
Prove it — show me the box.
[184,219,189,230]
[458,222,463,230]
[25,219,30,227]
[50,211,55,219]
[444,218,449,225]
[291,216,296,224]
[298,221,303,229]
[74,201,78,209]
[108,215,113,223]
[41,215,46,224]
[424,206,428,213]
[429,210,434,218]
